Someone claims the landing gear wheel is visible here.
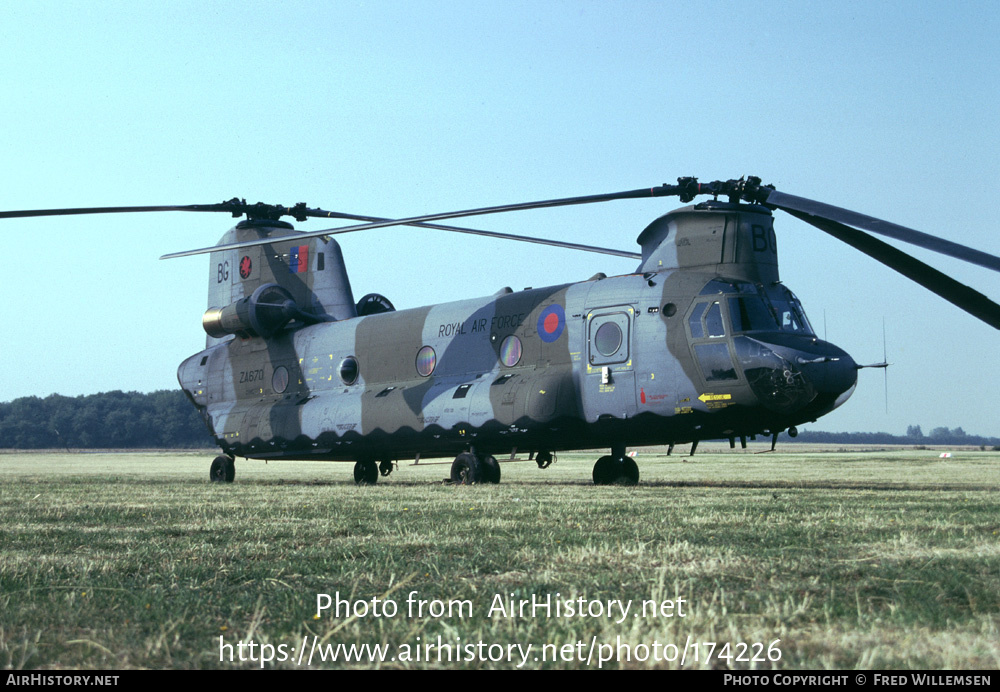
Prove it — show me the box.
[535,450,554,469]
[210,455,235,483]
[450,452,481,485]
[354,459,379,485]
[620,457,639,485]
[592,455,639,486]
[379,459,394,477]
[593,455,616,485]
[480,455,501,484]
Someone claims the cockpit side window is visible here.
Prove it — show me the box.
[688,302,707,338]
[694,343,737,381]
[688,301,726,338]
[705,302,725,337]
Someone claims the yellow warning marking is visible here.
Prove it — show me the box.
[698,393,732,403]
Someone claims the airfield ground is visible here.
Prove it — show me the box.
[1,446,998,669]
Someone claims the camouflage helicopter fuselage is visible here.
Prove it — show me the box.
[177,201,858,481]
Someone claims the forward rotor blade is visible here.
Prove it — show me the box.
[783,208,1000,330]
[760,189,1000,273]
[161,184,681,259]
[0,203,239,219]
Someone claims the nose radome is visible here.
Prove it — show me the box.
[765,338,857,418]
[794,347,858,412]
[739,335,859,419]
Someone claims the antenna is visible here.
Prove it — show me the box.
[882,317,889,415]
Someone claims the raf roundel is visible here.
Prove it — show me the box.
[537,304,565,343]
[239,255,252,279]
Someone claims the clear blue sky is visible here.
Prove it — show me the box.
[2,0,998,437]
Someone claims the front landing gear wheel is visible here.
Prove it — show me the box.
[450,452,481,485]
[480,455,501,484]
[535,450,554,469]
[593,455,615,485]
[210,455,235,483]
[354,459,379,485]
[620,457,639,485]
[592,455,639,486]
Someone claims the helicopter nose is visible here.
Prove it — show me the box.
[791,345,858,414]
[747,335,858,418]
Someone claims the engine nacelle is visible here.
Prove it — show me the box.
[202,283,299,338]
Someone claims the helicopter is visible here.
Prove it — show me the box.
[4,176,999,485]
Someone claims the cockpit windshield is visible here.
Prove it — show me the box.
[728,294,778,332]
[763,284,814,335]
[699,279,815,336]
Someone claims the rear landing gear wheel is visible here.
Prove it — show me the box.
[535,450,554,469]
[592,455,639,486]
[480,455,501,484]
[354,459,378,485]
[379,459,394,477]
[210,455,235,483]
[450,452,481,485]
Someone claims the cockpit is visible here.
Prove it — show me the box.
[696,279,814,336]
[685,277,856,421]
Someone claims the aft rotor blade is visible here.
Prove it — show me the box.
[760,189,1000,273]
[304,210,640,259]
[161,184,682,259]
[784,208,1000,330]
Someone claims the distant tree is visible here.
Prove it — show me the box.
[930,426,950,439]
[0,390,212,449]
[952,427,966,438]
[906,425,924,438]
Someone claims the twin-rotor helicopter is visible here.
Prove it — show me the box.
[5,176,999,485]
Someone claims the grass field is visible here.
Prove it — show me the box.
[1,446,998,669]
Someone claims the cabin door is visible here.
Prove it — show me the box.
[581,307,636,422]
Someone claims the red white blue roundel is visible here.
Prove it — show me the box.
[537,304,565,343]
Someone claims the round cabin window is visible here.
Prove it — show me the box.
[499,335,522,367]
[594,322,622,357]
[272,365,289,394]
[415,345,436,377]
[339,356,359,385]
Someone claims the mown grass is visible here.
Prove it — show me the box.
[1,448,998,669]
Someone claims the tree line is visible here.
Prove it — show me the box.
[784,427,1000,447]
[0,390,213,449]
